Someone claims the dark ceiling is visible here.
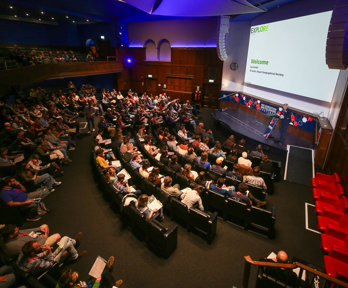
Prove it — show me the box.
[1,0,300,25]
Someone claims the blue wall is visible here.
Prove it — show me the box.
[78,22,117,47]
[0,19,80,46]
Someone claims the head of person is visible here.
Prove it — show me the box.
[58,269,79,288]
[108,168,116,176]
[239,139,246,146]
[194,185,203,194]
[203,137,209,144]
[199,122,204,128]
[253,166,261,176]
[262,155,269,163]
[184,163,191,172]
[117,173,125,183]
[1,224,19,240]
[233,164,240,173]
[276,250,289,263]
[22,240,41,258]
[216,177,225,187]
[151,167,159,176]
[256,144,263,152]
[137,194,149,208]
[228,135,235,142]
[216,157,224,166]
[96,149,104,157]
[142,160,150,170]
[200,152,208,163]
[242,152,248,159]
[163,176,172,188]
[238,182,248,195]
[282,103,288,110]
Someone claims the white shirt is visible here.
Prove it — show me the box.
[181,188,204,210]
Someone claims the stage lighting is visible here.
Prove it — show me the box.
[126,57,133,64]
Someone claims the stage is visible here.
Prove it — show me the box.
[214,108,314,151]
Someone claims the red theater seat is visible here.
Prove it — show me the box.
[315,196,348,215]
[314,172,340,184]
[321,225,348,253]
[313,184,344,200]
[324,248,348,281]
[318,211,348,231]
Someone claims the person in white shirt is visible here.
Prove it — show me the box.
[181,185,204,211]
[238,152,252,168]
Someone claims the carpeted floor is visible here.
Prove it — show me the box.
[24,109,324,288]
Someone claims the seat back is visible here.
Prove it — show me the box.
[224,198,249,228]
[206,189,227,215]
[188,208,218,243]
[260,171,274,195]
[248,206,276,238]
[338,196,348,212]
[247,184,266,201]
[339,212,348,228]
[170,197,189,224]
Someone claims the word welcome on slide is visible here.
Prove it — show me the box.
[251,59,269,65]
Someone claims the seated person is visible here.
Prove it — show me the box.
[209,178,235,197]
[181,164,196,181]
[211,157,226,175]
[136,194,163,220]
[194,122,205,136]
[261,250,298,287]
[148,167,162,186]
[244,166,267,191]
[1,224,60,258]
[177,140,189,156]
[260,155,274,174]
[186,147,197,162]
[17,234,85,276]
[113,173,136,195]
[96,149,117,170]
[106,168,117,184]
[0,264,20,288]
[209,141,226,158]
[232,183,267,207]
[195,171,208,187]
[177,125,190,140]
[226,164,243,181]
[197,152,211,170]
[98,116,116,138]
[199,137,210,152]
[139,160,151,179]
[168,155,181,173]
[144,138,159,156]
[96,130,109,145]
[161,176,181,197]
[191,135,201,149]
[120,136,137,155]
[238,152,252,168]
[167,135,178,152]
[130,153,142,170]
[159,149,170,166]
[249,144,264,159]
[94,139,116,161]
[236,138,247,154]
[223,135,236,151]
[181,185,204,211]
[0,177,50,221]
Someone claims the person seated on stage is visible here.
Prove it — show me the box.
[261,250,298,287]
[139,160,151,179]
[234,183,267,207]
[136,194,163,220]
[148,167,162,187]
[106,168,117,184]
[56,258,123,288]
[1,224,61,259]
[210,141,226,158]
[238,152,252,168]
[181,185,204,211]
[197,152,211,170]
[17,234,85,276]
[211,157,227,175]
[130,153,142,171]
[223,135,236,151]
[249,144,264,159]
[199,137,210,152]
[260,154,274,174]
[177,140,189,156]
[161,176,181,197]
[181,164,196,181]
[194,122,205,136]
[167,135,178,152]
[177,125,191,141]
[209,177,235,197]
[168,155,182,173]
[236,138,247,154]
[226,164,243,182]
[244,166,267,191]
[186,147,197,162]
[191,135,201,149]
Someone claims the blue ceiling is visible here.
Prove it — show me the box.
[3,0,301,24]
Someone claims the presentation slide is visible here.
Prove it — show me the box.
[245,11,339,102]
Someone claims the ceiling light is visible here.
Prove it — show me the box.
[65,15,69,19]
[38,18,41,21]
[40,11,44,15]
[86,19,90,22]
[119,32,122,35]
[25,13,29,16]
[9,5,13,9]
[51,17,55,20]
[14,14,17,18]
[72,20,76,23]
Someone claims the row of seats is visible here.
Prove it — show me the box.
[136,129,276,238]
[91,147,178,258]
[312,172,348,281]
[118,136,218,244]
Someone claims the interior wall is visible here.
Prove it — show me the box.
[128,17,218,48]
[78,22,117,47]
[0,19,80,46]
[221,0,345,125]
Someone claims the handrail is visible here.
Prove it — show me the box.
[243,255,348,288]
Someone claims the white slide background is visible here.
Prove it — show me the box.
[245,11,339,102]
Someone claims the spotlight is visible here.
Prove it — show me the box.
[86,19,90,22]
[9,5,13,9]
[38,18,41,21]
[100,35,105,40]
[14,14,17,17]
[41,11,44,14]
[126,57,133,64]
[51,17,55,20]
[65,15,69,19]
[25,13,29,16]
[72,20,76,23]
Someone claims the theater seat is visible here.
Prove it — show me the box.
[315,196,348,215]
[318,210,348,231]
[314,172,340,184]
[321,225,348,253]
[324,253,348,281]
[313,184,344,200]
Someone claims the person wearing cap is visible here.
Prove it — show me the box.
[279,103,292,143]
[211,157,226,175]
[238,152,252,168]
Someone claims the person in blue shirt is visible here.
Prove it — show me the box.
[197,152,211,170]
[209,178,235,197]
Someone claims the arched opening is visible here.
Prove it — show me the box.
[144,39,157,61]
[158,39,171,62]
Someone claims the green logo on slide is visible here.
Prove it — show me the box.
[251,25,269,34]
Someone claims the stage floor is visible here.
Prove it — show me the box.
[214,108,314,151]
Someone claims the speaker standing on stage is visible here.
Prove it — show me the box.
[279,103,291,143]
